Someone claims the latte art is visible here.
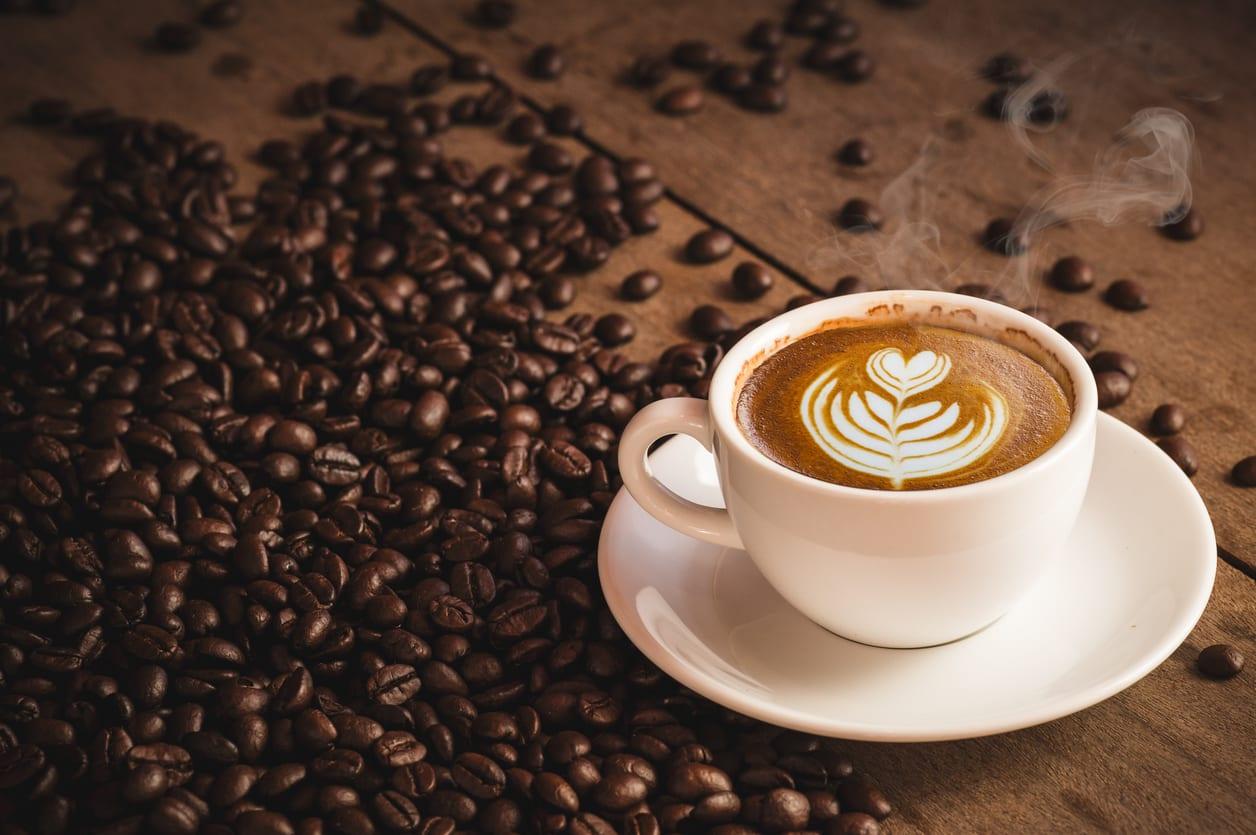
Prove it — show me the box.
[800,348,1008,488]
[736,322,1071,490]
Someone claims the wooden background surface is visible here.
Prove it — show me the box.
[0,0,1252,831]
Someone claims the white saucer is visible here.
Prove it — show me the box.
[598,414,1215,742]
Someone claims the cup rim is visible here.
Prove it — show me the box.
[709,290,1099,501]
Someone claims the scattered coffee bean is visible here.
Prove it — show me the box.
[154,22,201,53]
[1157,436,1198,476]
[746,19,784,51]
[739,83,788,113]
[621,270,663,300]
[982,217,1028,256]
[838,198,884,232]
[836,50,876,82]
[200,0,242,27]
[838,138,873,167]
[1094,370,1132,410]
[1104,279,1149,311]
[732,261,774,299]
[546,104,583,135]
[1091,350,1139,381]
[291,81,327,117]
[1029,89,1069,125]
[527,44,565,79]
[474,0,516,28]
[657,85,704,116]
[833,275,871,295]
[672,40,721,70]
[711,63,753,94]
[629,55,672,87]
[1057,321,1100,351]
[802,41,846,71]
[505,111,546,144]
[752,54,791,85]
[1197,644,1244,679]
[1150,403,1186,435]
[595,313,636,346]
[1231,456,1256,487]
[820,15,861,43]
[685,228,734,263]
[1048,255,1094,291]
[981,52,1031,84]
[1161,206,1203,241]
[451,52,494,81]
[690,304,735,339]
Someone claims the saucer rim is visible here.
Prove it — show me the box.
[597,413,1217,742]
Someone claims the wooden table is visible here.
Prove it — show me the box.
[0,1,1252,831]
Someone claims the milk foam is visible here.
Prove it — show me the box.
[799,347,1008,488]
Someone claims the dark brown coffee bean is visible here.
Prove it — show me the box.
[1103,279,1149,311]
[981,52,1031,84]
[201,0,242,27]
[452,53,494,81]
[155,22,201,52]
[738,83,788,113]
[1197,644,1244,679]
[827,812,881,835]
[709,62,752,95]
[1231,456,1256,487]
[1091,350,1139,381]
[291,81,327,117]
[761,787,811,830]
[621,270,663,301]
[534,771,580,812]
[1056,321,1100,351]
[1093,370,1131,410]
[1156,436,1198,476]
[746,19,784,50]
[594,314,636,346]
[838,198,883,232]
[732,261,773,299]
[528,44,565,79]
[982,217,1027,255]
[836,50,875,82]
[1150,403,1186,435]
[672,40,721,70]
[1048,256,1093,291]
[475,0,516,28]
[657,85,704,116]
[1161,207,1203,241]
[355,3,383,34]
[629,55,671,88]
[689,305,734,340]
[833,275,870,295]
[838,138,873,167]
[367,664,423,705]
[837,775,892,820]
[685,229,734,263]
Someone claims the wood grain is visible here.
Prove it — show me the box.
[391,0,1256,570]
[0,1,1252,832]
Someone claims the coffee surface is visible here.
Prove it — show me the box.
[737,323,1071,490]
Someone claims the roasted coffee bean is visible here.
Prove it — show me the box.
[1161,207,1203,241]
[1056,321,1100,352]
[833,275,871,295]
[200,0,243,27]
[656,85,704,116]
[738,83,788,113]
[838,138,873,167]
[367,664,423,705]
[838,775,892,819]
[837,198,884,232]
[689,305,734,340]
[621,270,663,301]
[1103,279,1149,311]
[452,52,494,81]
[1157,436,1198,476]
[546,104,583,136]
[1197,644,1244,679]
[710,63,753,94]
[828,812,881,834]
[746,19,784,50]
[595,313,636,346]
[836,50,875,82]
[982,217,1027,255]
[732,261,773,299]
[528,44,566,79]
[291,81,327,117]
[685,229,734,263]
[1231,456,1256,487]
[629,55,671,88]
[1093,370,1132,410]
[981,52,1031,84]
[154,22,201,52]
[1091,350,1139,381]
[1150,403,1186,435]
[475,0,516,28]
[1048,255,1094,291]
[672,40,721,70]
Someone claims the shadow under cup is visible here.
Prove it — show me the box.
[709,292,1097,648]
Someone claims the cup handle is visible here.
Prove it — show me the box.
[618,398,743,549]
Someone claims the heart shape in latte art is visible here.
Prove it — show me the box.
[800,347,1008,488]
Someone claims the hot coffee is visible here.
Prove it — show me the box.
[737,322,1071,490]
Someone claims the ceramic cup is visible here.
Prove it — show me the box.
[617,290,1098,648]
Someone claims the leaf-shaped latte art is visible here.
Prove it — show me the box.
[800,347,1008,488]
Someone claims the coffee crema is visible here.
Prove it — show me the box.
[736,322,1071,490]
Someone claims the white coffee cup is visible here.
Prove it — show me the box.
[618,290,1098,648]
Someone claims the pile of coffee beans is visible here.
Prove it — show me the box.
[0,60,892,835]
